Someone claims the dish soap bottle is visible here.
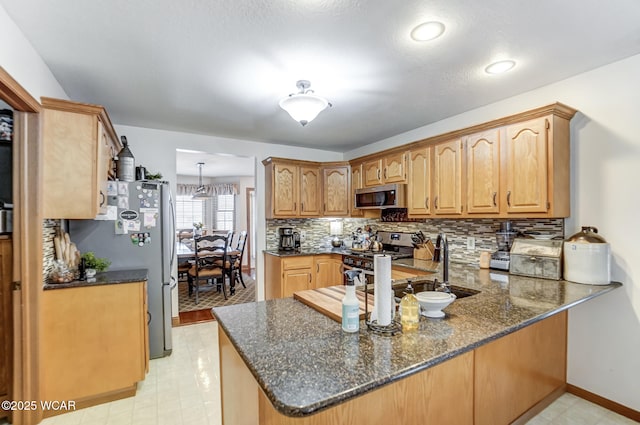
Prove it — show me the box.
[400,283,419,331]
[342,270,361,333]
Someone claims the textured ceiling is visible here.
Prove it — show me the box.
[3,0,640,153]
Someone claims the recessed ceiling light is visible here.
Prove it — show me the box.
[410,21,445,42]
[485,60,516,74]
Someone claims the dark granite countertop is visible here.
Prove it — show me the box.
[264,248,350,257]
[213,263,621,417]
[43,268,148,290]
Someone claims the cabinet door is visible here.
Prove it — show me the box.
[504,117,549,213]
[466,130,500,214]
[273,163,299,217]
[299,166,321,216]
[0,239,12,404]
[408,148,431,216]
[96,120,112,215]
[282,268,312,297]
[323,166,350,216]
[383,152,407,183]
[433,139,464,215]
[315,256,344,288]
[363,159,383,187]
[350,163,364,217]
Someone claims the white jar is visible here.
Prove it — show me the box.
[563,226,611,285]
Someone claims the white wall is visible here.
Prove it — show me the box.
[0,6,68,100]
[347,54,640,410]
[114,124,342,315]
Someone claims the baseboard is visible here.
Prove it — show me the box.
[42,385,136,418]
[511,385,566,425]
[566,383,640,422]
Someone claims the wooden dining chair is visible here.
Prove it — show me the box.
[187,231,232,304]
[230,230,248,289]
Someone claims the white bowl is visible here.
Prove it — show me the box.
[416,291,456,318]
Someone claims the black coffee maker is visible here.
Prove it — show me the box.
[279,227,300,251]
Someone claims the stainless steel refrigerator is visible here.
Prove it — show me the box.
[69,180,175,359]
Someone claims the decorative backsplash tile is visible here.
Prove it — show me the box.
[266,216,563,265]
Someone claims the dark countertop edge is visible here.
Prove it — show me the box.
[213,282,622,417]
[264,249,349,257]
[43,268,149,290]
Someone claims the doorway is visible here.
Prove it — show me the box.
[174,150,256,324]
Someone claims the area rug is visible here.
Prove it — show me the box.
[178,274,256,313]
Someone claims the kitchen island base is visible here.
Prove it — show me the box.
[219,311,567,425]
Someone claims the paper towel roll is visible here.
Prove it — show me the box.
[373,254,393,326]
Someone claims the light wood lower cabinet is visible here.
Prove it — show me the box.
[219,310,567,425]
[265,255,314,299]
[475,310,567,425]
[40,281,148,414]
[314,255,343,288]
[0,238,12,422]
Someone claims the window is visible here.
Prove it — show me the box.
[215,194,235,231]
[175,195,208,229]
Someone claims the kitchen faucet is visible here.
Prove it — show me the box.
[435,232,450,293]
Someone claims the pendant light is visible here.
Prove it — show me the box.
[279,80,331,126]
[192,162,211,199]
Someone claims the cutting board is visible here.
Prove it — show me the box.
[293,285,374,323]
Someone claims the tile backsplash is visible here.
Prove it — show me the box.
[266,217,564,265]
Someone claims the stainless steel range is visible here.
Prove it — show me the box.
[342,231,414,283]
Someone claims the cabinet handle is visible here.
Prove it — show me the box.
[425,197,429,209]
[506,191,511,207]
[377,169,381,180]
[309,273,312,283]
[324,203,327,213]
[493,192,497,206]
[384,168,387,179]
[100,190,106,206]
[434,196,438,209]
[301,203,304,212]
[294,202,297,211]
[317,264,319,273]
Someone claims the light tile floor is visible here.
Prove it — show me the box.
[10,321,635,425]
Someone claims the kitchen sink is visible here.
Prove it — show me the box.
[392,280,480,300]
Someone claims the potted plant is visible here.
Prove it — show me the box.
[193,222,204,237]
[81,252,111,278]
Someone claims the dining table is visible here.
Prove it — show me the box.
[176,241,242,295]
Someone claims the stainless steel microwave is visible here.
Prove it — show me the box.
[354,184,406,209]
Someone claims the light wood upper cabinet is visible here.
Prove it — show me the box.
[466,129,501,214]
[433,139,464,215]
[271,162,299,217]
[407,148,432,216]
[41,97,120,219]
[383,151,407,183]
[322,165,350,217]
[300,166,321,216]
[350,163,364,217]
[363,158,383,187]
[363,153,407,187]
[264,158,350,218]
[503,117,550,214]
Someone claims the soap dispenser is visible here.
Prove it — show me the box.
[400,282,420,331]
[342,270,362,333]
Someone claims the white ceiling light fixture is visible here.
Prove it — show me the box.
[485,60,516,74]
[410,21,445,41]
[192,162,211,199]
[279,80,331,126]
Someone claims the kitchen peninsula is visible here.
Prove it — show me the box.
[213,264,621,425]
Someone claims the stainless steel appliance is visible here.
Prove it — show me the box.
[278,227,300,251]
[69,180,175,359]
[354,184,406,209]
[0,203,12,234]
[490,221,517,271]
[342,231,414,285]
